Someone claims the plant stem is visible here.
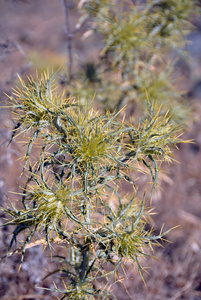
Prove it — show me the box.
[60,0,73,80]
[79,238,90,280]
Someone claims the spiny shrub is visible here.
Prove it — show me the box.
[67,0,200,122]
[2,72,183,299]
[1,0,200,299]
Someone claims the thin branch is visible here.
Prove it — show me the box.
[0,237,68,262]
[2,295,47,300]
[170,281,193,300]
[60,0,90,80]
[60,0,73,80]
[0,40,25,61]
[73,15,91,35]
[178,210,201,228]
[0,62,32,92]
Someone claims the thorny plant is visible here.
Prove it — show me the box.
[62,0,200,123]
[1,0,200,299]
[2,72,184,299]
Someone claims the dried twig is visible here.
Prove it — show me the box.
[0,39,31,94]
[178,210,201,228]
[170,281,193,300]
[73,15,91,35]
[0,40,24,60]
[60,0,90,80]
[2,295,47,300]
[60,0,73,80]
[0,237,68,262]
[0,62,32,92]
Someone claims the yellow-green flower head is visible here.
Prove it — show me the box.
[59,106,123,170]
[28,183,76,228]
[9,71,73,128]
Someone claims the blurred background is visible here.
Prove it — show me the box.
[1,1,201,299]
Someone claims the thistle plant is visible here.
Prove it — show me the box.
[65,0,200,122]
[1,0,200,299]
[2,71,183,299]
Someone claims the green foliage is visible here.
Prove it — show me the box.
[67,0,200,122]
[101,10,151,61]
[2,71,183,299]
[10,71,70,128]
[147,0,197,39]
[1,0,200,299]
